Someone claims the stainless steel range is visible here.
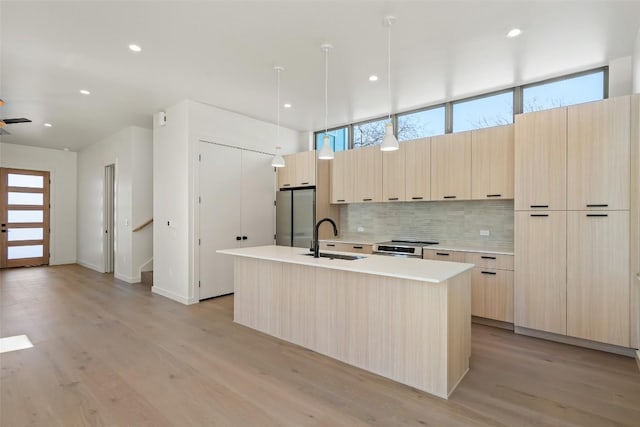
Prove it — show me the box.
[373,240,439,258]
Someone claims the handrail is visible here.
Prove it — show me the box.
[132,218,153,232]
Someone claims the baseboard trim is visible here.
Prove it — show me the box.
[636,350,640,372]
[152,286,198,305]
[114,272,137,284]
[77,260,104,273]
[515,326,635,357]
[50,259,76,266]
[472,316,514,331]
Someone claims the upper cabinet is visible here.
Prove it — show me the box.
[471,125,514,200]
[382,146,406,202]
[431,131,472,201]
[404,138,431,201]
[354,146,383,202]
[515,108,567,211]
[567,96,630,210]
[330,150,356,203]
[277,151,316,189]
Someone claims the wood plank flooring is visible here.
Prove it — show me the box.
[1,264,639,426]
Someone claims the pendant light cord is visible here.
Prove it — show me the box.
[387,18,392,122]
[276,68,281,144]
[324,47,329,136]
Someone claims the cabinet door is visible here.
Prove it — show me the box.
[472,125,514,200]
[423,249,466,262]
[354,146,382,203]
[514,108,567,210]
[431,132,471,200]
[382,146,405,202]
[404,138,431,201]
[277,154,296,189]
[471,268,514,322]
[567,211,629,347]
[515,211,567,334]
[330,150,355,203]
[567,96,630,210]
[295,151,316,187]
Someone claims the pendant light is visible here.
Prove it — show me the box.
[380,16,399,152]
[271,66,286,168]
[318,43,334,160]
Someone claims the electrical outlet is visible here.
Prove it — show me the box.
[480,230,490,236]
[357,226,365,232]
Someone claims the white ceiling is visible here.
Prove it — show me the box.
[1,1,639,152]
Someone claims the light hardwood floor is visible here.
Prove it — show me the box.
[1,264,639,426]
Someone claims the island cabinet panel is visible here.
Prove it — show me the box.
[231,255,471,399]
[382,147,406,202]
[514,107,567,211]
[404,138,431,201]
[515,211,567,335]
[330,150,356,203]
[471,125,514,200]
[431,132,472,201]
[354,146,383,203]
[567,96,630,210]
[567,211,630,347]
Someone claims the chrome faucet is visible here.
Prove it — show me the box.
[313,217,338,258]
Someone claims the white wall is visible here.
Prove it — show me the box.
[77,126,152,283]
[609,56,633,97]
[0,143,77,265]
[634,28,640,94]
[153,99,303,304]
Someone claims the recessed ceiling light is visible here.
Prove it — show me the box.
[507,28,522,38]
[63,148,69,151]
[369,75,379,82]
[80,89,91,95]
[43,123,52,127]
[283,103,292,108]
[129,44,142,52]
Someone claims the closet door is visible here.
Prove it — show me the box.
[240,150,275,248]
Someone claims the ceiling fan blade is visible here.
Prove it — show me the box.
[3,118,32,124]
[0,128,11,135]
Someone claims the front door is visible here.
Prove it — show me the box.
[0,168,50,268]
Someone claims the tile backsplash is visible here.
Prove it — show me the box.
[339,200,514,245]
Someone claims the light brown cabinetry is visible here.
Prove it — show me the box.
[567,96,630,210]
[277,151,316,189]
[515,211,567,335]
[382,147,405,202]
[471,125,514,200]
[423,249,466,263]
[514,108,567,210]
[431,132,472,201]
[470,268,514,323]
[319,242,373,254]
[404,138,431,201]
[567,211,630,347]
[354,146,383,203]
[330,150,356,203]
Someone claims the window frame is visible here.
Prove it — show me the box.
[451,88,515,133]
[396,103,447,141]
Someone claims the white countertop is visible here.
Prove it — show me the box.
[217,245,474,284]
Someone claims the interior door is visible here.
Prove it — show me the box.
[0,168,50,268]
[199,142,242,300]
[240,150,275,248]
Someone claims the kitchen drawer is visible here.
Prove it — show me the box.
[320,242,373,254]
[423,249,466,262]
[471,268,514,323]
[465,252,514,271]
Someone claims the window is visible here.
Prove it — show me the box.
[522,69,605,113]
[353,118,387,148]
[453,90,514,132]
[397,106,445,141]
[315,127,348,152]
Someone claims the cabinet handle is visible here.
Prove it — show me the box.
[443,195,456,199]
[236,236,242,240]
[486,194,501,198]
[388,197,399,201]
[530,205,548,208]
[411,197,423,200]
[530,214,548,217]
[242,236,248,240]
[586,214,608,217]
[362,198,373,201]
[301,182,309,185]
[481,256,496,260]
[481,271,497,275]
[326,243,335,247]
[436,252,450,256]
[337,199,345,202]
[353,246,363,249]
[586,204,608,208]
[283,184,291,187]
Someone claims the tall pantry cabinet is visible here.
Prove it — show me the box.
[515,96,633,348]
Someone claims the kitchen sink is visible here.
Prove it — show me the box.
[303,252,366,261]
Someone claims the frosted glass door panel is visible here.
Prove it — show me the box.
[8,210,43,223]
[8,245,44,259]
[7,174,44,188]
[8,192,44,205]
[8,228,44,241]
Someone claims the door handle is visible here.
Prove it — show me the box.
[1,230,6,233]
[236,236,242,241]
[242,236,248,240]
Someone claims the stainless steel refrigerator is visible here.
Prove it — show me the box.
[276,188,315,248]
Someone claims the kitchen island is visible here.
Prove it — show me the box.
[217,245,474,399]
